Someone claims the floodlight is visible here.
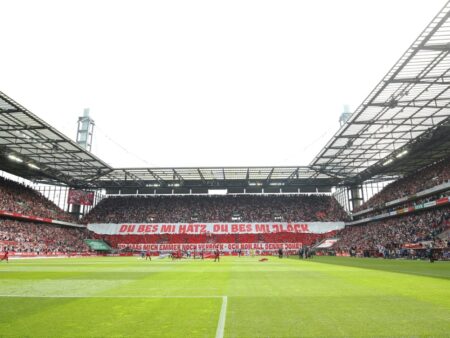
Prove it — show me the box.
[8,154,23,163]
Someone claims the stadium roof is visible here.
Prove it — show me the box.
[93,166,339,190]
[0,91,112,187]
[311,2,450,183]
[0,92,338,190]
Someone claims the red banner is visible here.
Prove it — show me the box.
[88,222,345,235]
[68,189,94,206]
[436,197,449,205]
[118,242,303,252]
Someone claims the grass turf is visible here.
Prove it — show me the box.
[0,256,449,337]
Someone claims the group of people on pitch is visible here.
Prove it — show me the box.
[138,249,221,261]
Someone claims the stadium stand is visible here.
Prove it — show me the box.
[355,191,450,220]
[83,194,348,223]
[0,176,76,222]
[0,219,90,254]
[0,177,90,255]
[334,206,450,256]
[83,194,346,252]
[354,157,450,212]
[2,168,448,257]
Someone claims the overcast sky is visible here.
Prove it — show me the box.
[1,0,447,168]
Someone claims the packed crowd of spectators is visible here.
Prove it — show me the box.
[0,177,76,222]
[334,206,450,255]
[354,157,450,212]
[0,219,91,253]
[84,195,348,223]
[355,191,450,220]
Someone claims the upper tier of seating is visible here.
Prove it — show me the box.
[355,157,450,212]
[0,176,76,222]
[84,194,348,223]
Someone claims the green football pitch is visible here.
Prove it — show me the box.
[0,256,449,337]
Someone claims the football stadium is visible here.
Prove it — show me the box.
[1,1,450,337]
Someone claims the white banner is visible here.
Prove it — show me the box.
[87,222,345,235]
[118,242,303,252]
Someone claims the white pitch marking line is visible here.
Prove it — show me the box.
[215,296,228,338]
[0,295,222,299]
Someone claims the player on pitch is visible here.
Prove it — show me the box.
[1,250,9,263]
[214,249,220,262]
